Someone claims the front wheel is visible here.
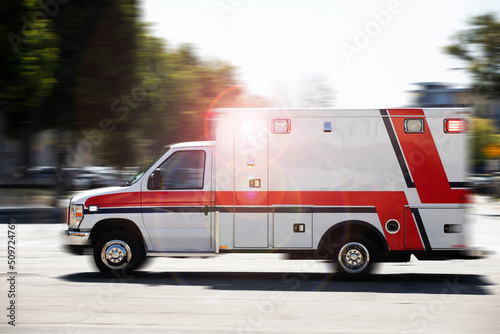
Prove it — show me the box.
[93,230,145,277]
[334,236,377,279]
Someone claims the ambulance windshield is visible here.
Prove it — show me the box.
[124,146,171,186]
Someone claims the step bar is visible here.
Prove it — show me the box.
[146,252,218,257]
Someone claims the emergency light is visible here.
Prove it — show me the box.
[444,119,467,133]
[404,119,424,133]
[272,119,291,134]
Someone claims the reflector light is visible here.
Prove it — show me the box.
[404,119,424,133]
[272,119,291,134]
[445,119,467,133]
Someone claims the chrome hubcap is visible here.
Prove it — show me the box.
[347,249,362,265]
[101,240,131,269]
[338,242,369,274]
[107,245,126,263]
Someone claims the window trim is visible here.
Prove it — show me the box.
[148,150,206,190]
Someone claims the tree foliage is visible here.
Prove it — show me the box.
[0,0,239,168]
[444,13,500,95]
[0,0,59,134]
[444,13,500,170]
[470,118,500,169]
[128,40,238,165]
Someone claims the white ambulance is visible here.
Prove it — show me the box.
[64,108,482,278]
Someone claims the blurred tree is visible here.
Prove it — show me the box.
[470,118,500,170]
[131,41,239,164]
[444,13,500,96]
[0,0,139,169]
[48,0,114,129]
[1,0,240,169]
[70,0,140,168]
[0,0,59,168]
[445,13,500,170]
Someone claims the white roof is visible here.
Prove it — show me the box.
[212,108,470,118]
[169,141,214,149]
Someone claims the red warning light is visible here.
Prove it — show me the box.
[445,119,467,133]
[272,119,291,134]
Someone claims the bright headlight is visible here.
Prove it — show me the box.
[68,204,84,229]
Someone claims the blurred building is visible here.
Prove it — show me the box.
[408,82,473,107]
[409,82,500,123]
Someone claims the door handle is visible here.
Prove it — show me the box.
[203,205,209,216]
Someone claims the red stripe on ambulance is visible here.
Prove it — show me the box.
[387,109,467,204]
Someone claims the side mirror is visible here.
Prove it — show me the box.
[148,168,162,190]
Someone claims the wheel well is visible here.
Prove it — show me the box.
[90,219,145,249]
[317,220,388,259]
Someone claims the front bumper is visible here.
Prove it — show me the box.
[64,229,92,255]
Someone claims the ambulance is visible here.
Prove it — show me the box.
[64,108,482,278]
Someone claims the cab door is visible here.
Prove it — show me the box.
[141,147,214,252]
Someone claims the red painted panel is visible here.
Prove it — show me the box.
[85,192,141,208]
[267,190,422,250]
[388,109,467,204]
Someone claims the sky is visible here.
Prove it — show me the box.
[140,0,500,108]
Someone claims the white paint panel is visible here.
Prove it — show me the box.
[426,116,467,183]
[234,212,268,248]
[273,212,312,248]
[269,117,407,192]
[418,208,464,249]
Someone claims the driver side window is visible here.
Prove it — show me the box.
[149,150,205,190]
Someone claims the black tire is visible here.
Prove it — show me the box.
[333,234,378,280]
[93,230,146,277]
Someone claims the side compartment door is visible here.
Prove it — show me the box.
[141,147,214,252]
[234,119,269,248]
[405,206,464,250]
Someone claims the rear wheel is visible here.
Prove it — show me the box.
[93,230,146,277]
[334,235,377,279]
